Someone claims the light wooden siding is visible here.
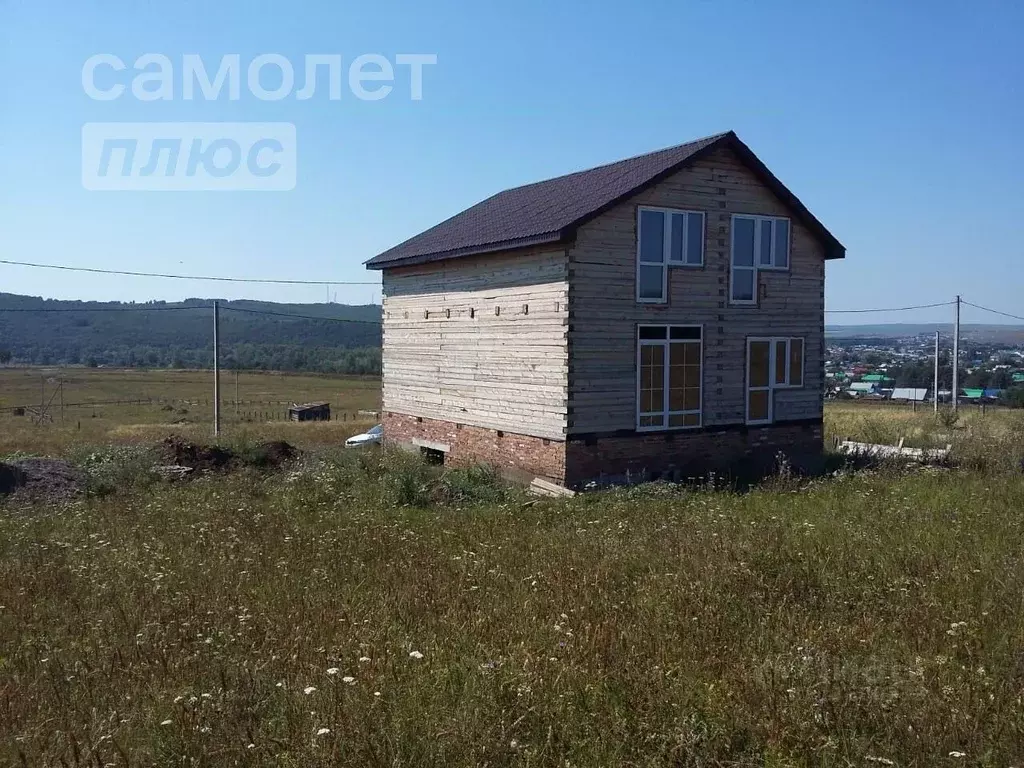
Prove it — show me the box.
[381,248,569,440]
[568,144,827,433]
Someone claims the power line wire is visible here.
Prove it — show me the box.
[961,300,1024,323]
[0,259,379,286]
[0,305,210,313]
[825,301,954,314]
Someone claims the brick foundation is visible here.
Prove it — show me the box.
[383,413,567,483]
[565,422,823,486]
[384,412,822,489]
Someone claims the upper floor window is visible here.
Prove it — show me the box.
[730,215,790,304]
[637,207,705,303]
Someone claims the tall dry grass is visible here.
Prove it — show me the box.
[825,403,1024,472]
[2,447,1024,766]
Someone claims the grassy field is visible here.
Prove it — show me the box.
[3,386,1024,765]
[0,367,380,456]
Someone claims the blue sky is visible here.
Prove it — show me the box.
[0,0,1021,325]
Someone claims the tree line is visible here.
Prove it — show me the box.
[0,293,382,375]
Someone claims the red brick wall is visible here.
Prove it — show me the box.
[384,412,821,489]
[383,412,567,483]
[565,422,823,486]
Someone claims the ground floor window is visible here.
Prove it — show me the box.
[637,325,702,431]
[747,337,805,424]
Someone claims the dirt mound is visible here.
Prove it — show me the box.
[161,437,236,472]
[247,440,299,468]
[159,437,299,473]
[0,459,84,501]
[0,464,27,495]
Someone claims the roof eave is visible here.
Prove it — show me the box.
[365,231,570,271]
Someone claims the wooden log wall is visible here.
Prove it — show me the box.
[381,248,569,440]
[568,144,828,434]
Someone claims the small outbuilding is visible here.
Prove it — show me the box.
[288,402,331,422]
[890,388,929,402]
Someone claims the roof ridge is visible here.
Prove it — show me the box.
[496,130,734,196]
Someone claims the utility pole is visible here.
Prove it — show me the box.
[933,331,940,414]
[952,295,961,414]
[235,369,239,419]
[213,300,221,436]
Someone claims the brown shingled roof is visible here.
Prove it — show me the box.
[365,131,844,270]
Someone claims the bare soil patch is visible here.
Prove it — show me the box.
[0,458,84,501]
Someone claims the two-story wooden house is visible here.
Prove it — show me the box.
[365,131,844,487]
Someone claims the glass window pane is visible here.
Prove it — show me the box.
[733,217,755,267]
[775,340,788,385]
[640,343,665,417]
[639,210,665,264]
[669,213,685,263]
[774,219,790,269]
[759,219,773,266]
[670,326,701,340]
[683,384,700,411]
[669,341,700,413]
[639,326,667,340]
[686,213,704,265]
[749,341,770,387]
[684,413,700,427]
[668,388,685,411]
[732,268,755,302]
[789,338,803,386]
[640,414,664,428]
[748,390,769,421]
[638,264,664,300]
[685,343,701,365]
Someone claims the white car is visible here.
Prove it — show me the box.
[345,424,383,448]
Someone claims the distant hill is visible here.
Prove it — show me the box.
[827,323,1024,343]
[0,293,382,374]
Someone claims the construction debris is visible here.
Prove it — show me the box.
[529,477,576,498]
[835,437,952,463]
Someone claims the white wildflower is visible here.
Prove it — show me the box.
[948,752,965,759]
[358,656,371,662]
[316,727,331,737]
[160,719,172,726]
[326,667,340,676]
[342,676,356,684]
[303,686,317,695]
[409,650,424,660]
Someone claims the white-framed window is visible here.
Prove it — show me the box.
[637,207,705,303]
[637,325,703,431]
[746,336,805,424]
[730,215,790,304]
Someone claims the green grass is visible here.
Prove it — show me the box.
[0,367,380,456]
[3,443,1024,766]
